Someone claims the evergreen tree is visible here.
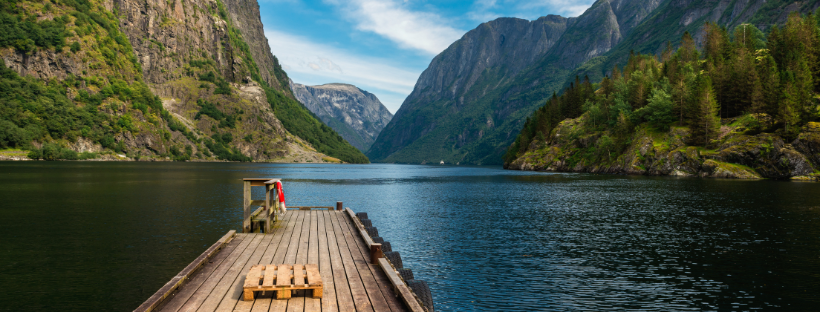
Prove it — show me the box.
[689,77,721,147]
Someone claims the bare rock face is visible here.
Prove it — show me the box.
[220,0,290,92]
[113,0,247,85]
[290,81,393,152]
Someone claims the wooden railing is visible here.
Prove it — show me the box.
[242,178,281,233]
[243,179,345,233]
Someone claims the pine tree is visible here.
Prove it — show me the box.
[689,77,721,147]
[756,53,781,128]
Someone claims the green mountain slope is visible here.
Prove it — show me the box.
[506,13,820,180]
[0,0,367,163]
[367,0,818,165]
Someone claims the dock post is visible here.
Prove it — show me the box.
[243,180,251,233]
[336,201,343,211]
[370,243,383,264]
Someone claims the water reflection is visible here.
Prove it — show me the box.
[0,162,818,311]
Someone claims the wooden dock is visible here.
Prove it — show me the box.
[136,209,426,312]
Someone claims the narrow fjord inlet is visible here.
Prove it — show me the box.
[1,163,819,311]
[2,0,820,310]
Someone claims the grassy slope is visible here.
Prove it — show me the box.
[212,0,367,163]
[0,0,368,163]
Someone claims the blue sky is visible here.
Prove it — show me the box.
[258,0,596,113]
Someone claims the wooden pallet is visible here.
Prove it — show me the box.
[242,264,323,301]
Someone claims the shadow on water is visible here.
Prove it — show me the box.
[0,162,818,311]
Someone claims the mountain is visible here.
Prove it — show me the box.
[290,81,393,152]
[505,12,820,180]
[0,0,367,163]
[367,0,816,165]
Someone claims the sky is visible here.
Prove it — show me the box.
[257,0,596,113]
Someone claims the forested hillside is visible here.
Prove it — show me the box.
[0,0,367,163]
[506,13,820,180]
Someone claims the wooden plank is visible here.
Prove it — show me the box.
[238,210,289,312]
[329,211,374,312]
[266,211,304,312]
[276,265,292,286]
[263,265,277,287]
[305,211,322,312]
[377,259,425,312]
[244,265,264,289]
[337,213,405,312]
[180,234,262,312]
[213,232,278,312]
[305,265,322,286]
[324,211,355,312]
[193,234,266,312]
[276,264,293,300]
[146,231,242,311]
[288,206,334,210]
[253,212,300,312]
[293,264,305,286]
[216,234,282,311]
[136,230,237,312]
[287,211,312,312]
[244,181,252,232]
[332,211,392,312]
[318,211,339,312]
[157,235,246,312]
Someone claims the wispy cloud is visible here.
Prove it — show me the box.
[327,0,465,55]
[265,29,420,112]
[468,0,594,22]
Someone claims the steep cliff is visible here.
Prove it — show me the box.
[368,0,661,165]
[367,0,815,165]
[290,81,392,152]
[367,15,573,164]
[0,0,366,163]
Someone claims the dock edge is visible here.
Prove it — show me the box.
[134,230,237,312]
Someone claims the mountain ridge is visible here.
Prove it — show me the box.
[290,80,392,152]
[367,0,815,165]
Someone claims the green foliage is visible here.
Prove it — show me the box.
[633,87,676,130]
[265,87,369,163]
[194,99,235,129]
[204,132,250,161]
[0,11,68,52]
[26,142,96,160]
[507,12,820,164]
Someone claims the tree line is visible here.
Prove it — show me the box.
[505,12,820,164]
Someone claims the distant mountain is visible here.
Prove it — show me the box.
[367,0,816,165]
[290,82,393,152]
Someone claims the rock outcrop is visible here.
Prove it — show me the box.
[507,118,820,180]
[290,82,392,152]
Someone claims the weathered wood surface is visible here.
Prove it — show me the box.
[134,230,236,312]
[146,210,409,312]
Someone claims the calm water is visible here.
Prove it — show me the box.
[0,162,819,311]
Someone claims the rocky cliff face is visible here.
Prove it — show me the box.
[367,0,815,165]
[367,0,662,165]
[0,0,335,162]
[220,0,290,92]
[290,82,392,152]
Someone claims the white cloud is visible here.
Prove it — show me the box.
[468,0,594,22]
[329,0,465,55]
[265,30,420,113]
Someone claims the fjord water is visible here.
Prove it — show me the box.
[0,162,818,311]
